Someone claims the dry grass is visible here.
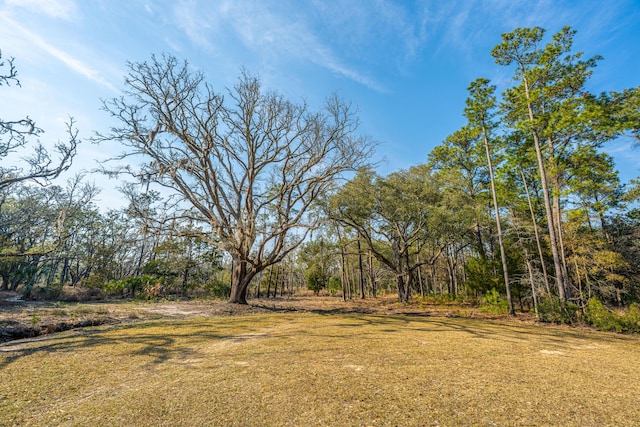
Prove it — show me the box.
[1,308,639,426]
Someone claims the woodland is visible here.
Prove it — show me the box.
[2,26,640,333]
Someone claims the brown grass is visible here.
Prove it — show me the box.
[1,304,639,426]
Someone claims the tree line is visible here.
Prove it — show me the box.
[1,27,639,324]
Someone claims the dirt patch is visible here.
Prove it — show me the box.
[0,292,539,344]
[0,317,116,343]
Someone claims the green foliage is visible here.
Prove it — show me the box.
[537,297,581,324]
[627,304,640,332]
[480,289,509,314]
[141,259,178,278]
[464,257,500,294]
[305,264,325,295]
[585,298,640,333]
[105,275,162,299]
[203,279,231,299]
[24,282,64,300]
[586,298,620,332]
[327,276,342,295]
[104,279,125,296]
[30,312,41,326]
[80,274,109,290]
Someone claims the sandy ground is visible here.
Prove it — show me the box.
[0,291,539,344]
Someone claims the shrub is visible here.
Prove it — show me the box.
[204,279,231,299]
[624,304,640,332]
[585,298,640,333]
[421,293,458,305]
[327,277,342,295]
[30,312,41,325]
[59,285,104,302]
[305,264,326,295]
[143,281,164,299]
[537,297,581,324]
[104,275,162,299]
[585,298,619,332]
[480,289,508,314]
[79,274,109,290]
[105,279,125,296]
[23,282,64,301]
[465,257,500,295]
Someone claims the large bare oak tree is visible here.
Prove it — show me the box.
[98,54,373,303]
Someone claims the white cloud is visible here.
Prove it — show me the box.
[0,15,118,92]
[171,0,386,92]
[173,0,215,52]
[4,0,78,20]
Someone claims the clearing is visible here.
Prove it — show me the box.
[1,296,639,426]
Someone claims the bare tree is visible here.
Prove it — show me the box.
[97,54,374,303]
[0,50,78,191]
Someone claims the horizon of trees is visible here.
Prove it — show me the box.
[1,27,639,324]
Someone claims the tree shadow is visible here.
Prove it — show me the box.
[0,321,235,369]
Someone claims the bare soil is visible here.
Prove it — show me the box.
[0,291,541,344]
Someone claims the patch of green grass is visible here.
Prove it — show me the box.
[1,312,639,426]
[50,309,69,317]
[29,312,40,326]
[71,307,95,315]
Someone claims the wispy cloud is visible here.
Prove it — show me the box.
[172,0,215,52]
[4,0,78,20]
[171,0,387,92]
[0,15,118,92]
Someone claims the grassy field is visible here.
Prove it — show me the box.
[1,306,639,426]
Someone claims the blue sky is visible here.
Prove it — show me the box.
[1,0,639,209]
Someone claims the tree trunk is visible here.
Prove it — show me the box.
[229,258,252,304]
[525,255,539,317]
[397,274,408,303]
[417,253,424,298]
[266,267,273,299]
[474,220,487,259]
[340,245,347,302]
[181,265,190,297]
[369,250,377,298]
[523,86,567,301]
[482,126,515,316]
[520,170,551,295]
[357,239,365,299]
[553,197,571,299]
[273,267,280,298]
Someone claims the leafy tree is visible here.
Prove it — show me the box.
[566,146,622,236]
[428,126,489,259]
[298,238,335,295]
[492,27,602,301]
[464,77,515,315]
[330,166,445,302]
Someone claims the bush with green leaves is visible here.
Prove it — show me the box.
[105,275,162,299]
[537,297,581,324]
[204,279,231,299]
[327,277,342,295]
[480,289,509,314]
[585,298,640,333]
[23,282,63,300]
[305,264,326,295]
[464,257,501,295]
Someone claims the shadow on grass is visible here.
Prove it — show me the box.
[301,310,637,349]
[0,321,239,369]
[2,309,636,372]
